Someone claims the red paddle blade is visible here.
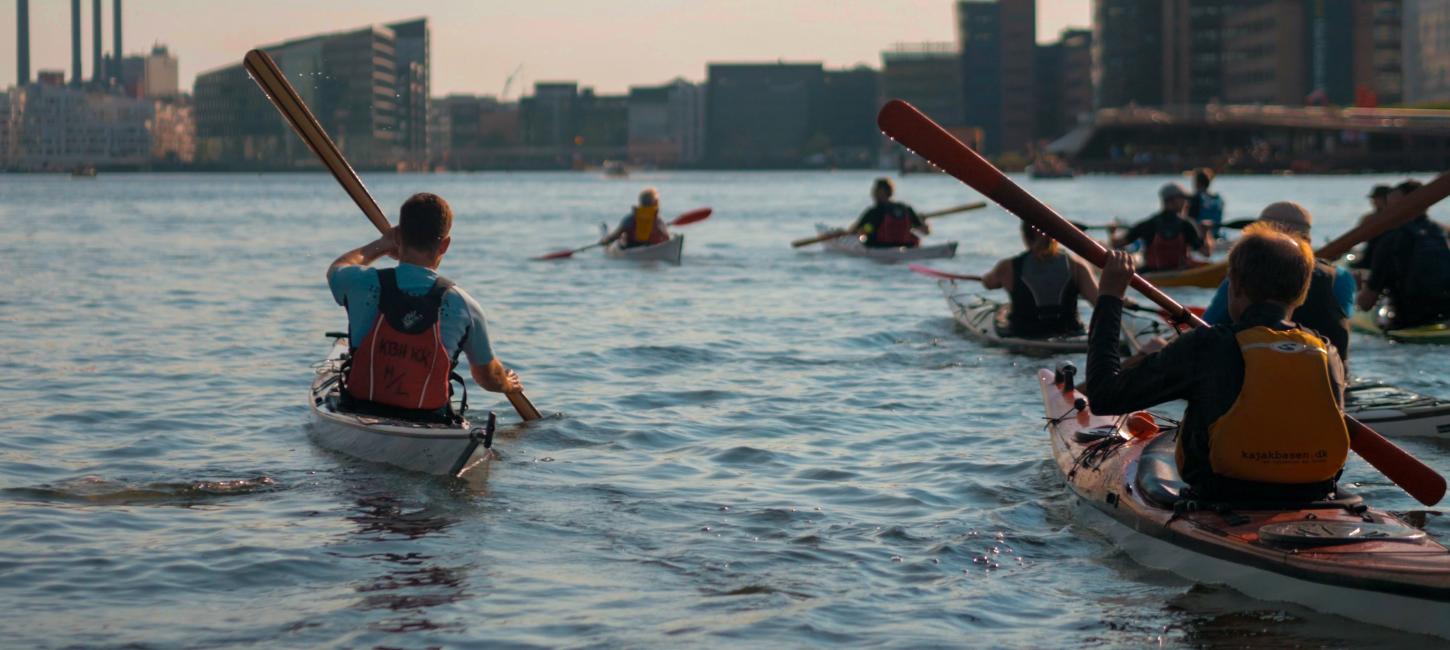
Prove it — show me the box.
[534,249,576,261]
[908,264,980,282]
[670,207,712,226]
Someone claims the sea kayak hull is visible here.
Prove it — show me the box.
[308,339,488,475]
[945,290,1090,353]
[1350,308,1450,343]
[1038,368,1450,638]
[604,234,684,264]
[815,224,957,262]
[1346,381,1450,438]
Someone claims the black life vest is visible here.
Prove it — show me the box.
[345,269,456,411]
[1292,261,1349,362]
[1007,251,1082,337]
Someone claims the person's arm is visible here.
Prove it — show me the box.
[1084,251,1200,414]
[1359,231,1399,310]
[471,359,522,394]
[1112,219,1149,249]
[979,258,1012,291]
[600,216,628,245]
[908,205,930,236]
[329,235,396,278]
[1184,219,1211,256]
[848,208,874,235]
[1070,256,1100,306]
[456,291,523,395]
[1202,280,1232,325]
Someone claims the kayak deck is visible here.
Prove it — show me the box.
[814,224,957,262]
[1038,367,1450,638]
[604,235,684,265]
[1351,308,1450,343]
[308,338,490,476]
[940,282,1165,354]
[1346,381,1450,438]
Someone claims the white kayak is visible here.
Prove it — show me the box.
[815,224,957,262]
[938,282,1163,354]
[308,336,493,476]
[1346,381,1450,438]
[600,225,684,264]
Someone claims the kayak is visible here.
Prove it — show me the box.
[1038,366,1450,638]
[308,336,493,476]
[814,224,957,262]
[1350,308,1450,343]
[1346,381,1450,438]
[1140,260,1226,289]
[599,225,684,264]
[944,289,1090,353]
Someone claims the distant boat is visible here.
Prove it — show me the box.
[602,161,630,178]
[71,164,97,178]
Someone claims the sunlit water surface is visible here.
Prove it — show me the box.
[2,171,1448,648]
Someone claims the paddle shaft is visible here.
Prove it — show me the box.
[792,201,987,248]
[878,99,1445,506]
[245,49,541,422]
[1317,170,1450,260]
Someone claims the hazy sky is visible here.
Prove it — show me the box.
[0,0,1090,96]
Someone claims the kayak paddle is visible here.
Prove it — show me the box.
[878,98,1446,507]
[536,207,712,260]
[244,49,542,423]
[907,264,982,282]
[791,201,987,248]
[1317,170,1450,261]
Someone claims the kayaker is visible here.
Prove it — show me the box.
[849,177,928,248]
[1187,168,1225,240]
[1086,226,1349,502]
[1201,202,1354,361]
[328,192,523,420]
[1350,185,1393,272]
[601,187,671,249]
[980,222,1100,338]
[1356,179,1450,329]
[1108,183,1212,271]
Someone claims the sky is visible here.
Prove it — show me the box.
[0,0,1090,97]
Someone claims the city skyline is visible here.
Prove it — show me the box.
[0,0,1090,96]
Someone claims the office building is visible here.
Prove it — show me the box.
[1036,29,1093,142]
[389,19,429,167]
[1404,0,1450,104]
[429,94,520,169]
[705,62,824,167]
[194,20,425,169]
[882,43,964,127]
[0,83,153,170]
[1093,0,1165,109]
[957,0,1036,154]
[819,67,881,166]
[627,80,705,166]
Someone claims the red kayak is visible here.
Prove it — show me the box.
[1038,365,1450,638]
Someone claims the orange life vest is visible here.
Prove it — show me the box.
[345,269,455,411]
[1204,327,1349,484]
[628,206,667,246]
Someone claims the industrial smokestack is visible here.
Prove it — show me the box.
[92,0,102,85]
[113,0,122,84]
[16,0,29,85]
[71,0,81,85]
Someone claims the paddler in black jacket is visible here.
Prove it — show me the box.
[1086,225,1349,503]
[980,222,1101,338]
[849,178,929,248]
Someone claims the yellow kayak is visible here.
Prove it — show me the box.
[1140,261,1227,289]
[1351,308,1450,343]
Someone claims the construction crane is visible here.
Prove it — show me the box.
[501,64,523,101]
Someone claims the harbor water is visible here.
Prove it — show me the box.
[1,171,1448,647]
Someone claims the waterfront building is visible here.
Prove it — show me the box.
[428,94,521,170]
[820,66,881,166]
[0,83,153,170]
[1405,0,1450,104]
[882,42,964,127]
[1035,29,1093,143]
[957,0,1036,155]
[627,80,705,166]
[1093,0,1166,109]
[705,62,824,168]
[194,20,425,169]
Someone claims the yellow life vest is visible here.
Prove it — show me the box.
[1206,326,1349,484]
[632,205,659,243]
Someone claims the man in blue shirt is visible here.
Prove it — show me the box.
[328,193,521,414]
[1203,202,1354,361]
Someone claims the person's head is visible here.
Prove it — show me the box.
[1391,179,1423,206]
[1257,201,1313,242]
[396,193,453,268]
[638,187,659,208]
[872,177,894,203]
[1020,221,1059,258]
[1226,223,1315,321]
[1160,182,1190,213]
[1193,168,1214,191]
[1369,185,1392,211]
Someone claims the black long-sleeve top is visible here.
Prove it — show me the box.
[1084,296,1346,487]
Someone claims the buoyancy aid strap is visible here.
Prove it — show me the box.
[416,322,443,409]
[366,313,384,402]
[1207,326,1349,484]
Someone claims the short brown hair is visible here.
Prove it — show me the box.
[1228,223,1315,307]
[873,177,894,197]
[398,193,452,251]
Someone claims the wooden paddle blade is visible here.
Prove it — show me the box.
[507,391,543,422]
[243,50,391,236]
[534,249,578,261]
[792,230,851,248]
[907,264,981,282]
[670,208,713,226]
[1318,168,1450,260]
[1349,419,1445,505]
[878,98,1446,504]
[921,201,988,219]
